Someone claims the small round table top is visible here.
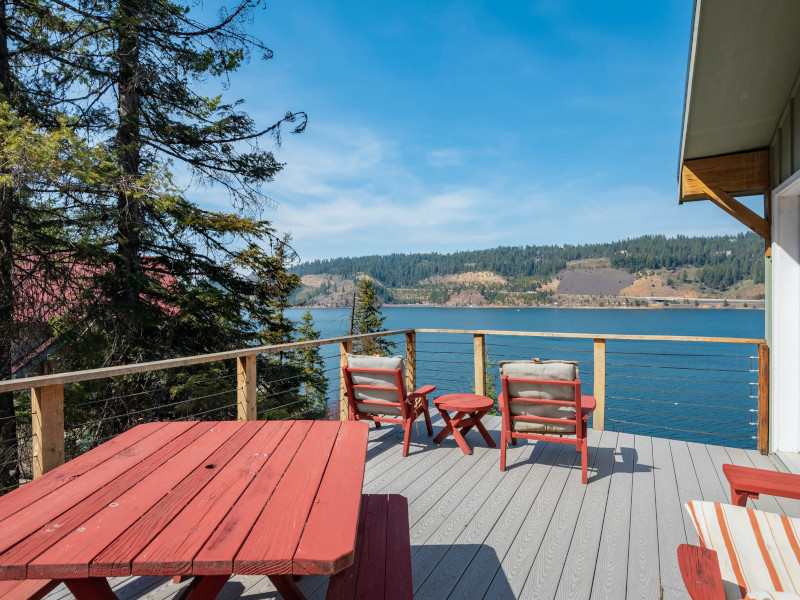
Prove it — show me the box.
[434,393,494,412]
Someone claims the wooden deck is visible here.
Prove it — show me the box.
[775,450,800,475]
[41,415,800,600]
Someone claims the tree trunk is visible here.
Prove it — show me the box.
[0,0,20,491]
[114,0,142,338]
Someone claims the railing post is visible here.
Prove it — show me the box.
[758,342,770,454]
[31,384,65,478]
[593,338,606,430]
[340,340,353,421]
[237,355,257,421]
[405,332,416,393]
[474,334,486,396]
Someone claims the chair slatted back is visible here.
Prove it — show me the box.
[501,375,582,433]
[343,365,409,420]
[499,359,583,438]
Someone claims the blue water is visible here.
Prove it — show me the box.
[285,307,765,449]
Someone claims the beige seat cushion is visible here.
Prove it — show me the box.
[346,354,405,416]
[686,501,800,600]
[499,360,578,434]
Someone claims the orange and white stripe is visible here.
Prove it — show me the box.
[686,501,800,600]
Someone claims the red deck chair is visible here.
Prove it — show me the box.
[498,359,596,483]
[342,354,435,457]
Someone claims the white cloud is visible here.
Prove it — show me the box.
[183,122,752,262]
[426,148,464,167]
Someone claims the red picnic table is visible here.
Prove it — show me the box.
[0,420,369,600]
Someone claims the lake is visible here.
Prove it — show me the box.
[285,307,765,449]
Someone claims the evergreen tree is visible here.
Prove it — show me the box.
[293,310,328,418]
[20,0,309,452]
[0,0,119,489]
[46,0,306,364]
[352,278,395,356]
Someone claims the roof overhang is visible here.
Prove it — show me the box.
[680,0,800,166]
[678,0,800,241]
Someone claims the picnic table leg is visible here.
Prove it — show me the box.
[64,578,119,600]
[175,575,230,600]
[731,487,757,507]
[269,575,307,600]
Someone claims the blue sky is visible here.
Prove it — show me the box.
[195,0,757,262]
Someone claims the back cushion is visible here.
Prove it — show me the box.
[346,354,405,406]
[499,360,579,433]
[499,360,578,401]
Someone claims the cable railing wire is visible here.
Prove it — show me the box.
[605,418,753,439]
[66,387,240,426]
[607,406,748,427]
[606,394,753,412]
[606,384,754,400]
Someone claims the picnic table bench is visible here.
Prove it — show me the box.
[722,463,800,507]
[0,420,371,600]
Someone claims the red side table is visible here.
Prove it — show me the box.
[433,394,497,455]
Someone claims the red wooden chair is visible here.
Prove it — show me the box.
[498,360,595,483]
[342,354,435,457]
[679,465,800,599]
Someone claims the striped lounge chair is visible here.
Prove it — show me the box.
[682,500,800,600]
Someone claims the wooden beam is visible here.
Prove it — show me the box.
[702,185,771,240]
[237,355,257,421]
[405,332,416,394]
[593,339,606,431]
[31,384,64,477]
[473,334,486,397]
[339,340,353,421]
[682,163,770,239]
[758,343,770,455]
[681,150,770,201]
[680,150,771,240]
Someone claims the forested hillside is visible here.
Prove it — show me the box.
[292,233,765,290]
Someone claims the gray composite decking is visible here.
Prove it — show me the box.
[775,450,800,475]
[41,414,800,600]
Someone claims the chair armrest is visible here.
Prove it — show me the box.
[580,395,596,415]
[677,544,726,600]
[407,385,436,400]
[723,464,800,506]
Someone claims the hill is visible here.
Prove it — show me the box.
[290,233,766,308]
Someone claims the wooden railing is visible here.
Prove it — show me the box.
[1,330,412,478]
[1,327,769,480]
[415,329,768,454]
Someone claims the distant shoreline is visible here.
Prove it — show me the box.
[297,302,765,310]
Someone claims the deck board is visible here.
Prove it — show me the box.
[553,430,617,600]
[669,439,703,545]
[652,436,689,600]
[38,420,783,600]
[589,431,635,600]
[625,435,660,600]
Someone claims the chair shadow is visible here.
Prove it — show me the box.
[363,413,453,459]
[502,437,655,484]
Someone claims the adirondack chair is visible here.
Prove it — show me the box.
[679,465,800,600]
[342,354,435,457]
[498,359,595,483]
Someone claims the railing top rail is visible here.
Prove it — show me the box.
[3,327,765,394]
[414,328,765,345]
[1,329,414,393]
